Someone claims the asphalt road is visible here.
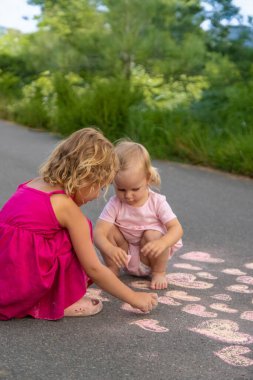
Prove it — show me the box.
[0,120,253,380]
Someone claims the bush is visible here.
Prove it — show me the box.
[53,74,143,138]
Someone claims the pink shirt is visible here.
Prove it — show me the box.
[99,190,177,244]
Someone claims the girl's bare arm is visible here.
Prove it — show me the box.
[161,218,183,248]
[93,219,115,256]
[52,196,157,312]
[141,218,183,257]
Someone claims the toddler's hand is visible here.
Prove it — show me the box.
[141,239,167,258]
[111,247,128,269]
[131,292,158,313]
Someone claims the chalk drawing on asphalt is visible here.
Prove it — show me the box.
[130,319,169,332]
[95,250,253,367]
[166,273,213,289]
[222,268,247,275]
[209,303,238,314]
[210,294,232,301]
[196,272,218,280]
[173,263,202,271]
[179,251,224,263]
[182,304,217,318]
[166,290,200,302]
[189,319,253,344]
[214,346,253,367]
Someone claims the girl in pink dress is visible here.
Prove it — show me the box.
[0,128,158,320]
[94,141,183,290]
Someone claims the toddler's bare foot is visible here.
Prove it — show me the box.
[150,272,168,290]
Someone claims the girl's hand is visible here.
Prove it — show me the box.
[141,239,167,259]
[131,292,158,313]
[110,247,128,269]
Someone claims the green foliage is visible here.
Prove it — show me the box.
[0,0,252,177]
[14,88,50,130]
[0,72,21,118]
[0,71,21,96]
[12,71,54,129]
[53,74,143,138]
[216,133,253,176]
[132,65,208,109]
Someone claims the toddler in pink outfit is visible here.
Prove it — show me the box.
[94,141,183,290]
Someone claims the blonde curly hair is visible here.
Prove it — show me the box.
[40,127,119,196]
[115,140,161,186]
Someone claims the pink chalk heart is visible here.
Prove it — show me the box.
[182,304,217,318]
[189,319,253,344]
[211,294,232,301]
[209,303,237,313]
[226,284,253,294]
[245,263,253,270]
[240,311,253,322]
[158,296,181,306]
[215,346,253,367]
[173,263,202,271]
[129,280,150,290]
[180,251,224,263]
[236,275,253,285]
[86,288,109,302]
[222,268,246,275]
[166,290,200,302]
[166,272,213,289]
[121,303,148,314]
[130,319,169,332]
[196,272,217,280]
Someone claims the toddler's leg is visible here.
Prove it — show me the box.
[101,224,128,276]
[140,230,170,290]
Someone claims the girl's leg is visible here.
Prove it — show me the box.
[140,230,170,290]
[100,224,128,276]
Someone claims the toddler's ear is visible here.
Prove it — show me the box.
[147,172,152,183]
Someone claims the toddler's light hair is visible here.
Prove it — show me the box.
[40,127,119,196]
[115,140,161,186]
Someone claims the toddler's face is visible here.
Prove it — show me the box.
[114,169,149,207]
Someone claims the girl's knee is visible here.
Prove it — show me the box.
[108,225,128,252]
[103,255,120,275]
[108,225,125,242]
[140,230,163,246]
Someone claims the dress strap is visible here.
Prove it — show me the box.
[18,180,32,189]
[49,190,66,195]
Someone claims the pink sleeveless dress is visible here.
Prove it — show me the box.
[0,182,91,320]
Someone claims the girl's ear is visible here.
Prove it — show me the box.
[146,171,151,184]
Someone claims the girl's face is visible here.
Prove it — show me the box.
[74,184,101,206]
[114,168,149,207]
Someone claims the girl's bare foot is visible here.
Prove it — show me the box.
[150,272,168,290]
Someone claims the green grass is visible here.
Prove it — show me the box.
[1,78,252,178]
